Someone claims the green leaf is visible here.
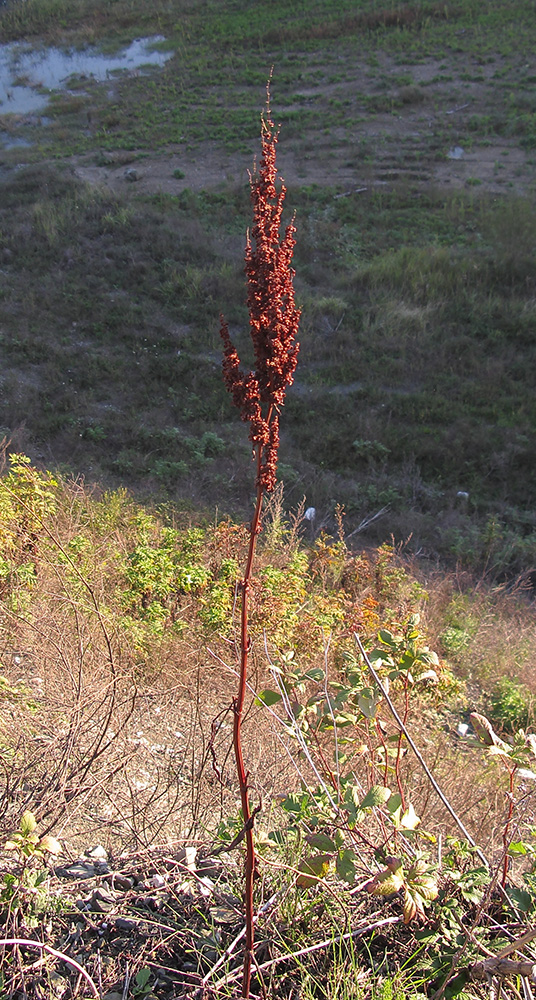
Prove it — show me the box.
[296,854,331,888]
[360,785,391,810]
[267,830,286,845]
[444,969,470,1000]
[255,689,282,707]
[369,648,393,664]
[336,849,357,884]
[332,712,357,726]
[304,668,325,681]
[378,629,395,646]
[279,792,310,815]
[305,833,337,852]
[367,861,405,897]
[357,688,381,718]
[403,862,439,922]
[416,669,439,684]
[135,968,152,988]
[20,811,37,837]
[387,792,402,814]
[418,649,440,666]
[505,885,533,912]
[344,784,361,809]
[508,841,529,855]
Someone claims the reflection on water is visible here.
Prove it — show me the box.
[0,36,173,115]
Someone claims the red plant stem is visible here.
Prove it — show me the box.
[309,727,340,800]
[501,766,516,888]
[234,439,267,999]
[393,678,410,811]
[375,718,390,788]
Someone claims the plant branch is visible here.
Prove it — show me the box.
[0,939,99,997]
[354,633,490,868]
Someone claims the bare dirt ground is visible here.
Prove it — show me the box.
[62,53,534,199]
[69,132,531,199]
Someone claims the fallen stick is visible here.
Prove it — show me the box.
[0,938,99,997]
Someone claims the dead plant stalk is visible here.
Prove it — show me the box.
[219,84,300,998]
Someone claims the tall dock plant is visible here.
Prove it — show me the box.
[220,89,300,998]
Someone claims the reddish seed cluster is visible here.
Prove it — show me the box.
[220,96,300,493]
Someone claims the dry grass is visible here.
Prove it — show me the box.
[2,461,536,998]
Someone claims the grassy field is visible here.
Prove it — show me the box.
[0,0,535,571]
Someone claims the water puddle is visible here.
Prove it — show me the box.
[0,133,31,149]
[0,36,173,116]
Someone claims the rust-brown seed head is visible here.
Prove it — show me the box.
[220,90,300,492]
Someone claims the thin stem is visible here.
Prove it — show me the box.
[501,765,516,888]
[211,915,400,990]
[354,633,490,869]
[234,442,264,999]
[0,939,99,998]
[394,677,410,811]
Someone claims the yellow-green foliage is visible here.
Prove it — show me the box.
[0,454,59,609]
[0,456,434,669]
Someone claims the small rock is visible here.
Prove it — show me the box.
[94,860,110,875]
[93,887,116,903]
[145,895,165,911]
[151,874,166,889]
[111,874,134,891]
[86,844,108,860]
[124,168,138,182]
[57,862,97,879]
[90,897,113,913]
[177,846,197,872]
[88,886,116,913]
[135,879,151,891]
[115,916,138,931]
[196,857,223,878]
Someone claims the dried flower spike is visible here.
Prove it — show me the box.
[220,88,300,492]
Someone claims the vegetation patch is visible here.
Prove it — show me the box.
[1,2,536,994]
